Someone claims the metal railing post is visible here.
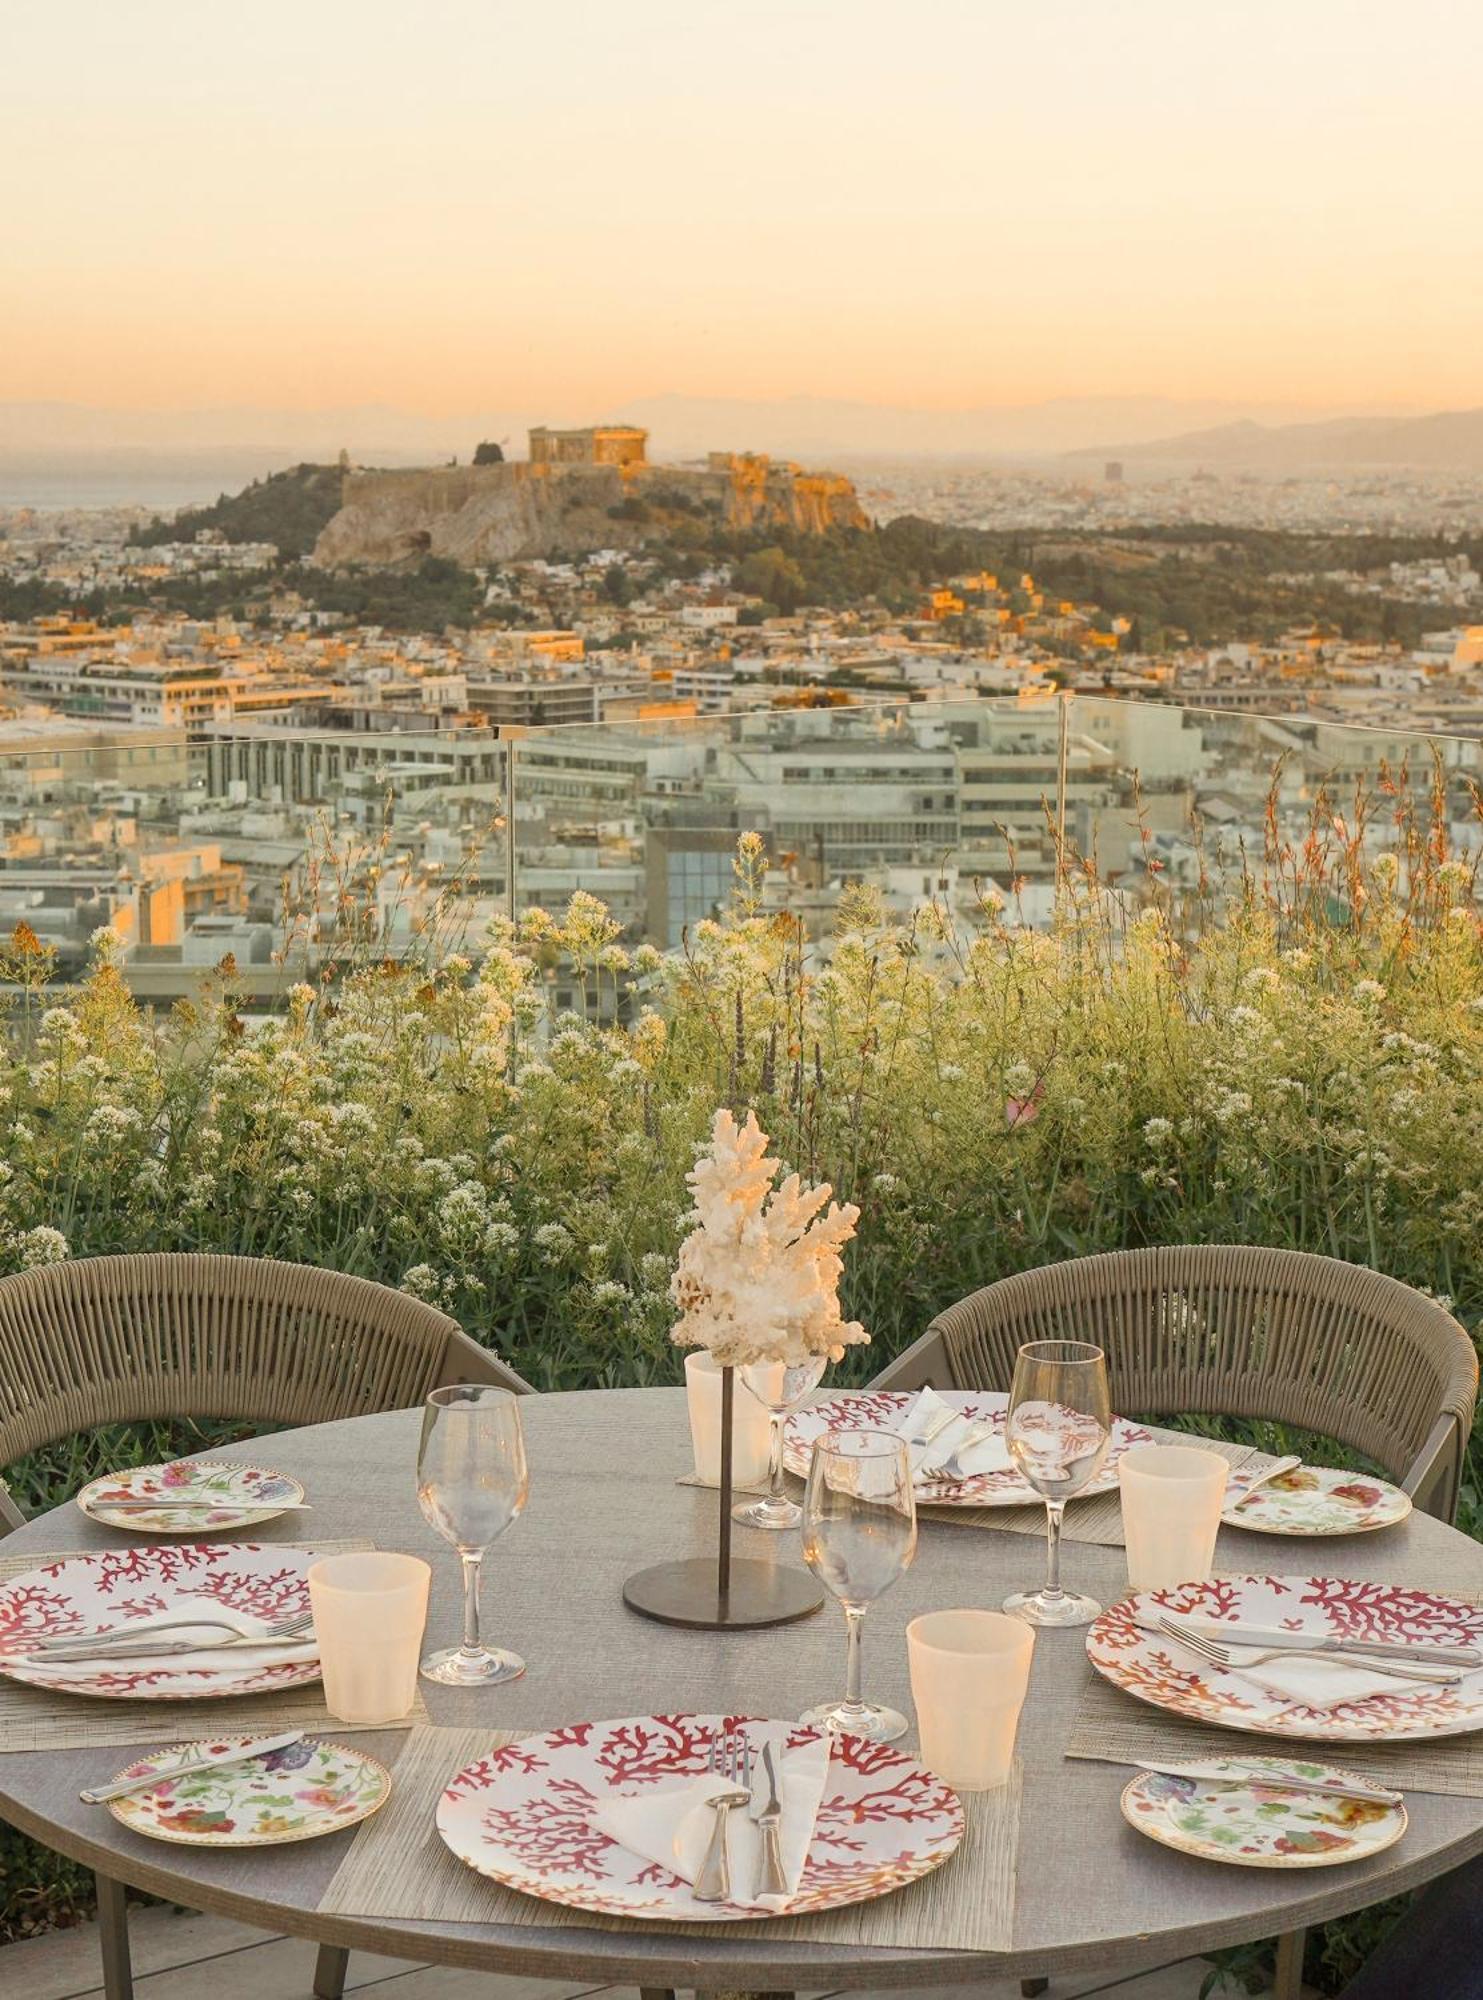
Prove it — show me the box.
[1054,690,1070,900]
[504,737,517,924]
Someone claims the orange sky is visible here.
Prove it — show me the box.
[4,0,1481,415]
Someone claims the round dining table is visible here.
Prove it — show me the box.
[3,1386,1483,1994]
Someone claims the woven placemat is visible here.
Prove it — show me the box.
[1066,1598,1483,1800]
[0,1541,429,1753]
[320,1724,1019,1952]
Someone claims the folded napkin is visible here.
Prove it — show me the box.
[14,1604,319,1685]
[592,1730,831,1911]
[895,1387,1012,1482]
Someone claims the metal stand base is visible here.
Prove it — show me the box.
[623,1556,823,1630]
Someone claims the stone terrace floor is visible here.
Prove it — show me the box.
[4,1906,1296,2000]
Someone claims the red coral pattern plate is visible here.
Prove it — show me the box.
[1089,1575,1483,1742]
[437,1713,965,1920]
[0,1544,321,1701]
[784,1391,1153,1506]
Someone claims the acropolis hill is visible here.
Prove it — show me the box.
[312,425,869,568]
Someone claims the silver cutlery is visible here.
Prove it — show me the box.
[694,1731,752,1904]
[97,1497,312,1513]
[1223,1455,1303,1506]
[1133,1757,1402,1805]
[751,1737,788,1900]
[1157,1616,1463,1686]
[1172,1613,1481,1669]
[935,1422,1003,1485]
[23,1609,314,1663]
[903,1400,958,1464]
[80,1732,307,1804]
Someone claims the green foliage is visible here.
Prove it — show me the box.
[0,814,1480,1972]
[128,463,346,560]
[296,556,485,631]
[472,440,505,465]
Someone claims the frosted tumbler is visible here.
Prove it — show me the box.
[684,1350,773,1488]
[907,1609,1035,1791]
[308,1551,430,1724]
[1119,1444,1228,1592]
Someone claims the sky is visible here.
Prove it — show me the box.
[4,0,1481,421]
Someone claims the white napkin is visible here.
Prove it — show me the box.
[592,1732,831,1911]
[14,1604,319,1684]
[894,1387,1012,1481]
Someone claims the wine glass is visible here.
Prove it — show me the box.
[732,1354,829,1530]
[1002,1339,1111,1628]
[416,1384,529,1685]
[800,1428,917,1741]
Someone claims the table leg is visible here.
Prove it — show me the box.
[1274,1926,1306,2000]
[1020,1982,1049,1997]
[94,1873,133,2000]
[314,1943,350,1998]
[639,1989,677,2000]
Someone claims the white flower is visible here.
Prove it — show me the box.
[18,1225,69,1267]
[482,1220,521,1257]
[590,1279,632,1307]
[533,1221,573,1264]
[871,1171,900,1191]
[634,944,664,975]
[1142,1117,1173,1145]
[1370,852,1400,888]
[1242,967,1281,992]
[1004,1060,1036,1096]
[398,1263,443,1300]
[670,1107,867,1368]
[1352,979,1387,1004]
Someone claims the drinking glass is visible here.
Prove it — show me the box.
[1119,1443,1228,1591]
[1002,1339,1111,1627]
[308,1552,430,1724]
[416,1384,529,1685]
[800,1428,917,1741]
[733,1354,829,1530]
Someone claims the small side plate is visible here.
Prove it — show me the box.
[1121,1757,1407,1869]
[107,1736,391,1847]
[1222,1465,1411,1538]
[77,1462,306,1535]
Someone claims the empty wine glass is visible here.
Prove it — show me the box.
[1002,1339,1111,1628]
[732,1354,829,1530]
[800,1428,917,1741]
[416,1384,529,1685]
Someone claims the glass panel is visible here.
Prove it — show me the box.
[507,694,1069,950]
[1065,694,1482,921]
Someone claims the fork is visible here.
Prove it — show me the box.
[693,1731,752,1904]
[1157,1616,1464,1686]
[24,1610,314,1662]
[936,1422,1001,1485]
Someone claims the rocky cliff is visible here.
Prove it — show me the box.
[312,455,868,568]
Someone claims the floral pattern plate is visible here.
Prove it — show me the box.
[437,1713,965,1920]
[0,1544,321,1700]
[1121,1757,1407,1868]
[1222,1465,1412,1538]
[783,1390,1154,1506]
[1089,1574,1483,1742]
[108,1735,390,1847]
[77,1461,306,1535]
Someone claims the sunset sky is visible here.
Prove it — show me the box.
[5,0,1481,419]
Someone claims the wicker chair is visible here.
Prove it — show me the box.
[0,1252,531,2000]
[874,1245,1477,1521]
[875,1245,1479,2000]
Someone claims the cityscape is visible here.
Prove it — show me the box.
[1,419,1480,1003]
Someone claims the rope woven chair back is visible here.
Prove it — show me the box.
[0,1253,529,1471]
[886,1246,1477,1519]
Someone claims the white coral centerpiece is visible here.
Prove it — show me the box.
[670,1108,868,1368]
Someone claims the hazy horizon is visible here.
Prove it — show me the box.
[5,0,1481,422]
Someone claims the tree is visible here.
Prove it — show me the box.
[735,547,808,614]
[602,566,635,606]
[473,441,505,465]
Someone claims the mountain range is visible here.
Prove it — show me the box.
[1,395,1478,508]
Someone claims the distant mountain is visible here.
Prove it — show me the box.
[1068,407,1483,473]
[0,395,1419,510]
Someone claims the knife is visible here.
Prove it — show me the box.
[80,1732,307,1804]
[96,1498,312,1513]
[1176,1614,1482,1668]
[1223,1455,1303,1506]
[1133,1757,1402,1805]
[901,1397,961,1472]
[751,1738,789,1899]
